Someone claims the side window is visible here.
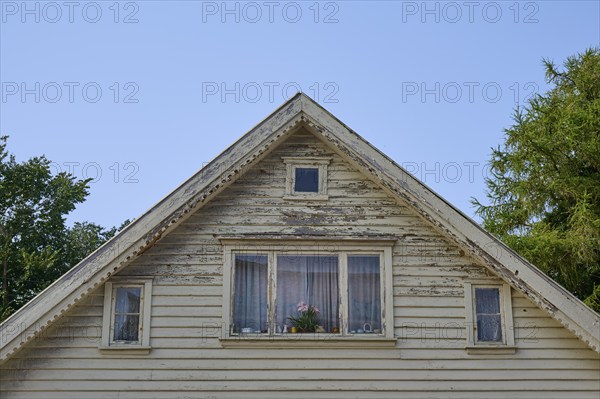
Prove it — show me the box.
[464,282,515,351]
[113,286,142,342]
[474,287,502,342]
[102,278,153,350]
[283,157,330,200]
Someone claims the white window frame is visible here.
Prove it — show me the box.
[282,157,331,200]
[222,242,394,339]
[100,277,153,352]
[464,282,515,353]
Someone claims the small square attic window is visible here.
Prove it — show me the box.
[295,167,319,192]
[283,157,331,200]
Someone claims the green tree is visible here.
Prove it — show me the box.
[0,136,124,320]
[473,48,600,312]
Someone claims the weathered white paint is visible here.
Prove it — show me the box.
[2,94,598,362]
[1,130,599,398]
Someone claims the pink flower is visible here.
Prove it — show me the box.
[296,302,320,314]
[297,302,308,312]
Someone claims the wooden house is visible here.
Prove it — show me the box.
[1,93,598,398]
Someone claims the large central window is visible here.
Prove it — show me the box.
[224,243,393,338]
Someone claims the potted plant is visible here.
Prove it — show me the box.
[288,302,321,333]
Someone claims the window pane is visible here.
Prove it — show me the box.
[277,255,338,333]
[294,168,319,192]
[475,288,500,314]
[113,314,140,341]
[475,288,503,342]
[114,287,141,313]
[348,256,381,333]
[232,255,268,334]
[477,314,503,342]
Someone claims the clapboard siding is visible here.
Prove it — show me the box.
[1,129,598,398]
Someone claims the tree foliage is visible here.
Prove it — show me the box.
[473,48,600,312]
[0,136,126,320]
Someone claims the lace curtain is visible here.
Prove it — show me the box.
[113,287,141,341]
[348,255,381,333]
[232,255,268,333]
[276,255,339,332]
[231,253,382,334]
[475,287,503,342]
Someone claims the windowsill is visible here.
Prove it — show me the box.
[98,345,152,354]
[283,194,329,201]
[465,345,517,355]
[221,335,397,348]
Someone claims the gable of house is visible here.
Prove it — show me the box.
[0,94,599,398]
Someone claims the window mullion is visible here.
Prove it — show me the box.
[225,249,234,336]
[339,253,348,335]
[110,287,117,343]
[464,282,475,346]
[379,252,387,337]
[501,284,515,346]
[268,251,277,335]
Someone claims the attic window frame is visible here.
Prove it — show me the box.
[464,282,516,354]
[282,157,331,201]
[100,277,153,353]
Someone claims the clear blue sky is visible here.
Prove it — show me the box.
[1,0,598,229]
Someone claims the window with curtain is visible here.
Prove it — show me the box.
[475,287,503,342]
[276,255,339,332]
[232,254,268,334]
[348,255,381,333]
[228,249,388,336]
[102,278,152,349]
[113,287,142,342]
